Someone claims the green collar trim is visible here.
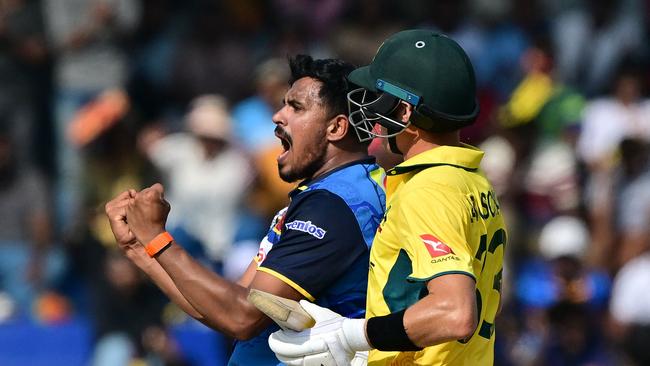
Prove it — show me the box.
[386,163,478,175]
[386,144,483,176]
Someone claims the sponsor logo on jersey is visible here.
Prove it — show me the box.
[285,220,327,239]
[420,234,455,258]
[430,256,460,264]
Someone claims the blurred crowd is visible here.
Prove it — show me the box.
[1,0,650,365]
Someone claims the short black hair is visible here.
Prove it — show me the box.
[288,55,356,118]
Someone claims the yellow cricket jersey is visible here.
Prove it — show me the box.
[367,144,506,366]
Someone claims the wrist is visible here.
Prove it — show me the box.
[124,245,152,267]
[342,318,372,352]
[139,228,166,247]
[366,310,422,352]
[144,231,174,257]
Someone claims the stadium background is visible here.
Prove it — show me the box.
[1,0,650,365]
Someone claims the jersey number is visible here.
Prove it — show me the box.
[472,228,505,341]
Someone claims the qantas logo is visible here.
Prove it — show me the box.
[420,234,454,257]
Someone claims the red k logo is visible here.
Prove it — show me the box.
[420,234,455,257]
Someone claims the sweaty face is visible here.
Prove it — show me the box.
[273,77,330,183]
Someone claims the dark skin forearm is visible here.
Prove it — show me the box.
[122,183,304,339]
[154,242,271,339]
[122,242,206,321]
[105,189,209,323]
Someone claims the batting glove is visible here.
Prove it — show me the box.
[351,351,368,366]
[268,300,371,366]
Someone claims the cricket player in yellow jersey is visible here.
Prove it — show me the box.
[269,29,506,366]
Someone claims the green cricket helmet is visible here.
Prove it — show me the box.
[347,29,479,141]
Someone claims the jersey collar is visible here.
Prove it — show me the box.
[386,143,484,176]
[290,157,377,197]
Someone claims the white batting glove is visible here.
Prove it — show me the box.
[351,351,368,366]
[268,300,371,366]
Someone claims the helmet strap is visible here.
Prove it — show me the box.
[387,136,402,155]
[383,105,406,155]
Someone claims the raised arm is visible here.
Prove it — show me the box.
[105,190,205,321]
[115,184,304,340]
[150,241,303,339]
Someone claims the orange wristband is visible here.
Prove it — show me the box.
[145,231,174,257]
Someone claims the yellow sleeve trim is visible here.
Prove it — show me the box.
[257,267,316,301]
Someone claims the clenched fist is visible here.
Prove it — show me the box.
[126,183,171,245]
[105,189,138,247]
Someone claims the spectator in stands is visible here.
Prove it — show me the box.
[231,58,293,238]
[552,0,646,95]
[0,0,48,167]
[270,0,346,41]
[503,39,584,225]
[42,0,140,233]
[509,216,612,365]
[0,128,63,318]
[577,65,650,173]
[516,216,611,310]
[481,38,585,255]
[541,301,616,365]
[578,68,650,268]
[138,95,254,267]
[170,1,254,104]
[90,251,185,366]
[232,58,289,153]
[327,0,400,67]
[611,139,650,268]
[610,250,650,365]
[128,0,185,121]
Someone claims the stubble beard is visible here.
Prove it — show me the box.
[278,137,328,183]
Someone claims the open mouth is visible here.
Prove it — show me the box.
[275,127,292,161]
[279,136,290,152]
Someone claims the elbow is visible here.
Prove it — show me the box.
[228,308,268,341]
[190,312,209,324]
[451,309,478,340]
[230,322,259,341]
[231,328,256,341]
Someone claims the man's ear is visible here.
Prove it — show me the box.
[394,101,414,124]
[326,114,349,142]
